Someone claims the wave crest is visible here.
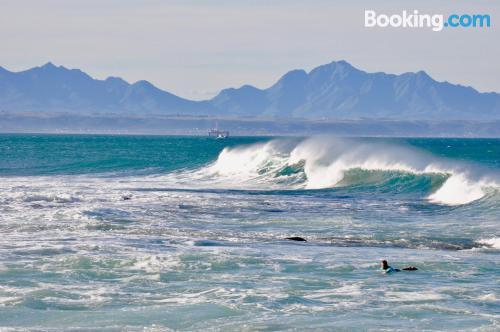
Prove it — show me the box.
[188,137,500,206]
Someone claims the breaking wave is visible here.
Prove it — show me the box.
[180,137,500,206]
[477,237,500,249]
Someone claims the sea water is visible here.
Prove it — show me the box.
[0,134,498,331]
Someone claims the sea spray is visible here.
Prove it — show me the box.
[195,137,499,205]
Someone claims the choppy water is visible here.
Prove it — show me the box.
[0,134,499,331]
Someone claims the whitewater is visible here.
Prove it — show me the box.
[0,134,498,330]
[166,137,498,206]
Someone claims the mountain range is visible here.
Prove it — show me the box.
[1,60,499,120]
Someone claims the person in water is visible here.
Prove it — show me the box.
[381,260,418,273]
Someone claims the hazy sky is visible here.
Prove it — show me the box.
[0,0,498,99]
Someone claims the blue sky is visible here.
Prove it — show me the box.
[0,0,498,99]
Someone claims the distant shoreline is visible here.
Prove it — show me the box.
[2,113,500,137]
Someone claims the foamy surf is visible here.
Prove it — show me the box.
[183,137,499,206]
[477,237,500,249]
[1,135,499,331]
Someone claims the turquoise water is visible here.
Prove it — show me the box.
[0,134,499,331]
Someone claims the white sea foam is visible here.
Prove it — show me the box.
[185,137,500,206]
[23,193,81,203]
[383,291,447,302]
[0,137,498,330]
[5,137,485,207]
[132,254,181,273]
[475,293,499,302]
[477,237,500,249]
[428,174,487,206]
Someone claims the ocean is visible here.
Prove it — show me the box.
[0,134,498,331]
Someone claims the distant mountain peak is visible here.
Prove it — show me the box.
[41,61,58,69]
[133,80,153,86]
[322,59,355,70]
[210,59,500,120]
[0,60,499,120]
[333,60,362,73]
[106,76,126,82]
[278,69,307,82]
[105,76,128,85]
[308,59,362,79]
[415,70,432,80]
[240,84,261,91]
[0,62,207,115]
[333,59,352,67]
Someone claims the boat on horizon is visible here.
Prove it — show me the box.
[209,123,229,139]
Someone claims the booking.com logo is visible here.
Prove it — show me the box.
[365,10,491,32]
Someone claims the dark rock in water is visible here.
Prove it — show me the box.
[285,236,307,242]
[122,194,132,201]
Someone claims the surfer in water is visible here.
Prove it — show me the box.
[381,260,418,273]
